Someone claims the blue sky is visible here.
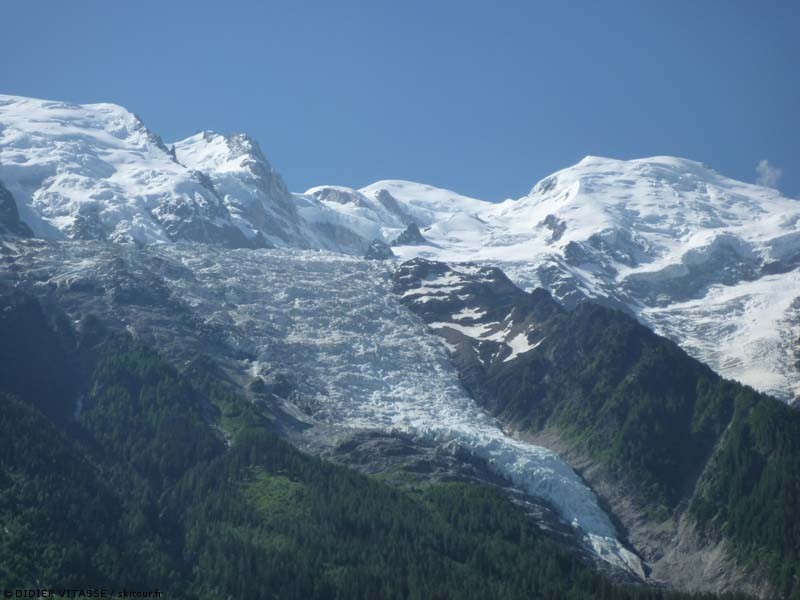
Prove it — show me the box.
[1,0,797,200]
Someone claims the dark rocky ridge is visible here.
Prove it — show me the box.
[364,239,395,260]
[0,180,33,238]
[392,222,428,246]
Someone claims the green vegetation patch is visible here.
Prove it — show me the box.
[240,467,308,524]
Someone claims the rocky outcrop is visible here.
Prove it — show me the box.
[364,239,395,260]
[0,181,32,238]
[174,131,306,248]
[392,222,428,246]
[519,428,770,597]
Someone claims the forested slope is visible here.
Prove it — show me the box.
[394,259,800,598]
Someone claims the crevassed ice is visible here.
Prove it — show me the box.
[161,245,644,577]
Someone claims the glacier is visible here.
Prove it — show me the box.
[138,245,646,577]
[0,238,643,576]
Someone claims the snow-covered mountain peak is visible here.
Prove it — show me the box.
[172,129,301,246]
[527,154,781,208]
[359,179,490,226]
[513,154,798,256]
[174,130,273,172]
[0,94,178,163]
[574,154,708,169]
[0,94,250,246]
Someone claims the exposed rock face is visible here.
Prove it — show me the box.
[392,222,428,246]
[374,189,414,225]
[540,213,566,242]
[0,180,32,238]
[174,131,304,247]
[392,258,560,368]
[520,429,771,598]
[364,239,395,260]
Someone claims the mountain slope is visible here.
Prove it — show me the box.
[345,158,800,402]
[393,258,800,597]
[1,290,734,600]
[0,238,646,576]
[304,158,800,401]
[489,156,800,402]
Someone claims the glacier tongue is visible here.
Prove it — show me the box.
[159,245,644,577]
[1,236,643,574]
